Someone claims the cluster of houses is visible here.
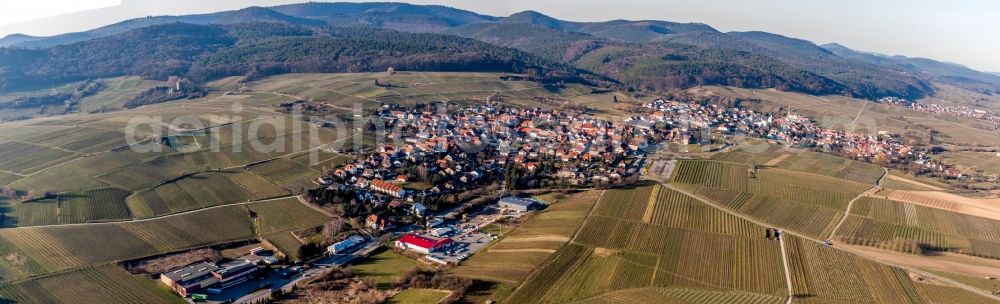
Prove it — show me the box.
[880,96,1000,124]
[313,102,652,223]
[638,99,966,179]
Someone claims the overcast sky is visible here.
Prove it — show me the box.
[3,0,998,72]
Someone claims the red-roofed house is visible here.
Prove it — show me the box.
[395,234,455,254]
[371,179,404,198]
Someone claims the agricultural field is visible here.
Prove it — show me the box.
[766,151,885,185]
[57,187,132,224]
[936,151,1000,178]
[265,232,306,261]
[0,172,19,187]
[452,190,600,284]
[914,281,1000,304]
[11,199,59,227]
[354,248,429,289]
[0,204,254,278]
[835,196,1000,258]
[0,142,77,175]
[77,77,167,112]
[248,158,324,192]
[785,234,935,304]
[924,270,1000,294]
[2,188,132,227]
[672,159,870,238]
[388,288,451,304]
[504,185,787,304]
[575,287,784,304]
[126,170,288,218]
[246,197,330,260]
[248,197,331,236]
[0,264,182,304]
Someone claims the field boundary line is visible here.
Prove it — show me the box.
[779,233,794,304]
[649,256,661,285]
[570,190,605,243]
[296,194,336,217]
[5,195,296,229]
[641,184,661,223]
[666,182,1000,301]
[827,186,879,242]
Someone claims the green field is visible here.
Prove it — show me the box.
[0,264,182,304]
[354,248,428,289]
[388,288,451,304]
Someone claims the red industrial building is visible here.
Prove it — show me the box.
[395,233,455,254]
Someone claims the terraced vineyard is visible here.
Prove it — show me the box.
[835,196,1000,258]
[0,264,182,304]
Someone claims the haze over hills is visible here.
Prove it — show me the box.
[0,2,998,100]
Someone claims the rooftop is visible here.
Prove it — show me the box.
[162,262,218,283]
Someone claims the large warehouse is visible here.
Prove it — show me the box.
[159,262,219,297]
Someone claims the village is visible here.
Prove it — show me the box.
[152,94,984,303]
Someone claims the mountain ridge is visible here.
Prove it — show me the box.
[0,2,996,98]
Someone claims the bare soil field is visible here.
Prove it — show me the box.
[844,244,1000,279]
[887,190,1000,221]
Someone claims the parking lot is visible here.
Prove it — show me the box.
[427,231,494,264]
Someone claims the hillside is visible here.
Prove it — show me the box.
[0,23,600,91]
[822,43,1000,94]
[1,2,998,99]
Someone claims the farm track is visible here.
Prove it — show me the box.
[570,190,605,243]
[663,183,1000,301]
[779,234,793,304]
[827,186,882,242]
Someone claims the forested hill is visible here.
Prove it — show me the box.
[0,23,602,91]
[1,2,998,99]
